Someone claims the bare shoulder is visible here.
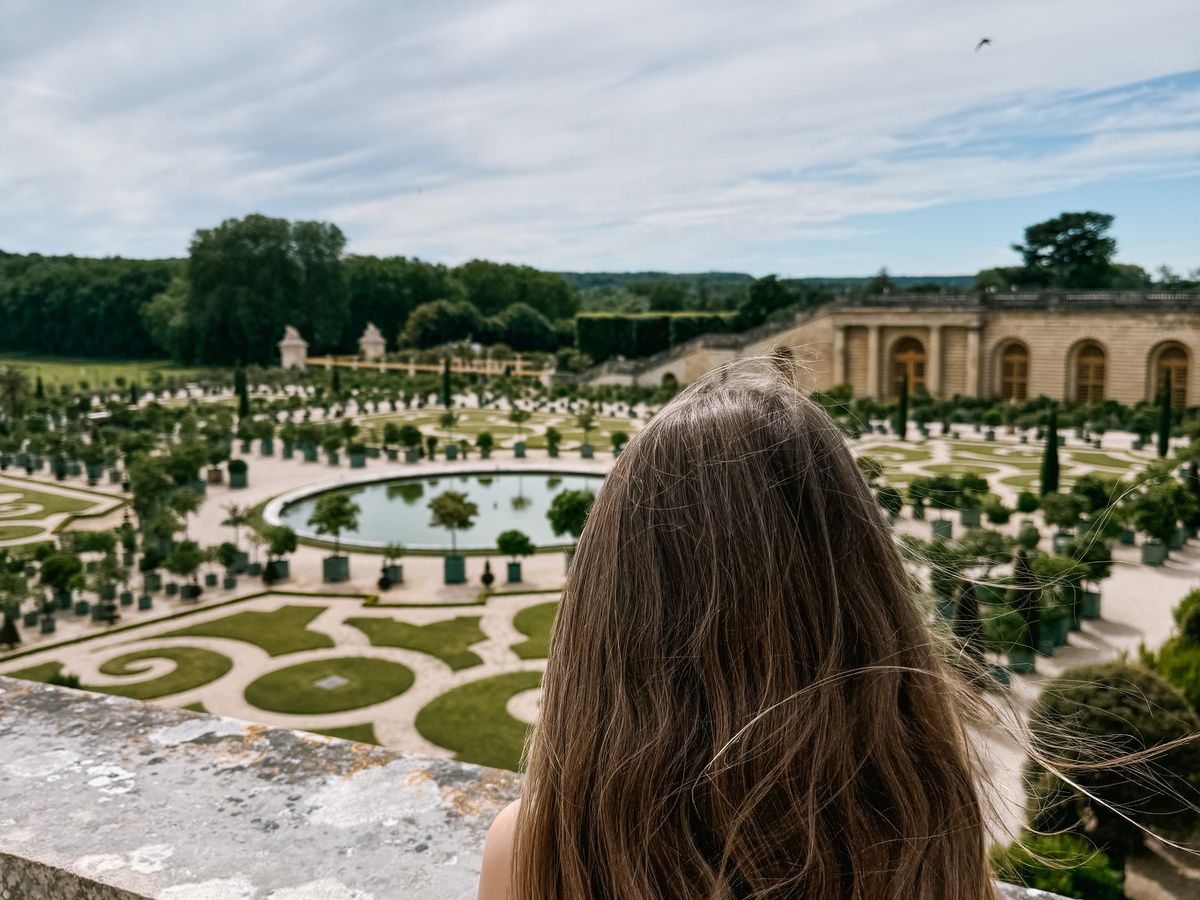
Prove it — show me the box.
[478,799,521,900]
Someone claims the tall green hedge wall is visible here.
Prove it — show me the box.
[576,313,739,364]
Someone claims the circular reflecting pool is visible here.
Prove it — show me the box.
[275,471,606,551]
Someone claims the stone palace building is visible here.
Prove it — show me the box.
[579,291,1200,407]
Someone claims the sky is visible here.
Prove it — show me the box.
[1,0,1197,277]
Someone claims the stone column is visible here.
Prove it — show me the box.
[927,326,942,399]
[866,325,881,399]
[966,328,981,397]
[833,326,847,386]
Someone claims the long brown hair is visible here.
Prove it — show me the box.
[513,362,992,900]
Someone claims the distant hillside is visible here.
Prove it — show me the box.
[793,275,975,290]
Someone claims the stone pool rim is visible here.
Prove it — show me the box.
[262,461,609,553]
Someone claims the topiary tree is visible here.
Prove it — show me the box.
[544,426,562,454]
[1041,405,1059,495]
[1024,663,1200,870]
[476,431,494,455]
[610,430,629,454]
[1132,478,1197,544]
[547,489,595,544]
[399,424,423,452]
[875,485,903,518]
[1016,490,1040,514]
[307,491,361,558]
[508,406,531,441]
[1040,492,1085,534]
[428,491,478,553]
[1141,588,1200,712]
[497,529,535,560]
[221,504,251,549]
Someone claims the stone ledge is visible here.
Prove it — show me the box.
[0,676,1059,899]
[0,676,519,899]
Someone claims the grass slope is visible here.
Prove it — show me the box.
[415,670,543,771]
[308,723,379,745]
[345,615,486,670]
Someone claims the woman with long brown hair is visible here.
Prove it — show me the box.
[479,362,993,900]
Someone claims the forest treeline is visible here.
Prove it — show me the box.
[0,210,1190,366]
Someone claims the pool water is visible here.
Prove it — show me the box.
[278,471,605,551]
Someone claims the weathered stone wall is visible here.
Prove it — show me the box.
[0,676,519,899]
[0,677,1067,899]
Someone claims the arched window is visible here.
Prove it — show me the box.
[1075,343,1105,403]
[1156,346,1188,408]
[1000,343,1028,402]
[891,337,926,399]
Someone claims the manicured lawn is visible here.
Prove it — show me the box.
[1068,452,1136,471]
[163,605,334,657]
[0,525,45,541]
[0,353,214,390]
[862,444,933,463]
[182,701,210,713]
[415,670,543,771]
[511,602,558,659]
[921,463,1000,476]
[96,647,234,700]
[345,615,486,670]
[244,657,414,714]
[309,723,379,744]
[5,661,66,683]
[0,482,97,520]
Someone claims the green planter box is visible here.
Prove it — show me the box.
[1019,435,1028,444]
[247,562,262,577]
[265,559,289,581]
[384,564,403,585]
[1142,540,1167,566]
[144,573,162,592]
[260,438,274,456]
[190,479,207,497]
[1056,436,1066,447]
[444,445,458,461]
[41,616,56,633]
[1119,529,1136,545]
[91,604,109,622]
[513,441,526,459]
[911,504,925,521]
[123,552,135,566]
[1081,590,1101,619]
[181,584,202,601]
[74,600,90,616]
[223,575,237,590]
[303,445,319,462]
[282,443,294,459]
[240,439,253,453]
[326,451,340,465]
[931,519,952,539]
[350,453,367,469]
[1170,528,1186,550]
[506,561,522,583]
[386,449,398,461]
[230,471,248,489]
[366,447,380,459]
[444,555,466,584]
[480,448,491,459]
[405,448,420,463]
[580,444,595,459]
[233,551,249,574]
[109,469,122,484]
[1052,533,1071,553]
[205,573,218,587]
[23,611,39,628]
[138,595,152,610]
[165,582,178,596]
[99,584,117,601]
[936,597,956,619]
[959,507,981,528]
[1051,617,1070,646]
[119,591,134,606]
[985,430,995,442]
[323,556,350,583]
[1037,629,1058,657]
[547,446,559,458]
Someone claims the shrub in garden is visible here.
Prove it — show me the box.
[988,832,1123,899]
[983,496,1012,525]
[1141,588,1200,712]
[1016,491,1040,514]
[875,485,903,517]
[1024,662,1200,869]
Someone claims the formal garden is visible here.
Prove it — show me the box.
[4,357,1200,888]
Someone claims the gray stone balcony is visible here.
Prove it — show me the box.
[0,676,1055,899]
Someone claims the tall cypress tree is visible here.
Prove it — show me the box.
[1041,405,1059,495]
[442,358,452,408]
[35,375,44,400]
[895,373,909,441]
[1158,369,1173,458]
[234,365,250,418]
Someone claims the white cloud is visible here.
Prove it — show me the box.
[0,0,1196,271]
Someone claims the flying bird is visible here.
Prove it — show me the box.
[975,38,992,51]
